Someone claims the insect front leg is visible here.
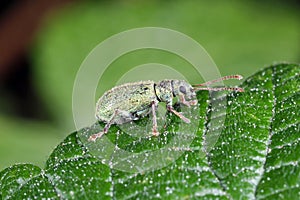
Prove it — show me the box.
[166,103,191,123]
[179,95,198,107]
[151,101,159,136]
[88,109,119,142]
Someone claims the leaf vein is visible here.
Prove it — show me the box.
[258,185,300,199]
[254,66,277,197]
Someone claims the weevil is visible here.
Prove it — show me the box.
[88,75,244,141]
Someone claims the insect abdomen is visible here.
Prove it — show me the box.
[95,81,156,124]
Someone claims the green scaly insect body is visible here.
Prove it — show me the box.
[89,75,243,141]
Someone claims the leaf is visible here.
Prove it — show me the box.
[0,164,58,199]
[207,63,300,199]
[0,63,299,199]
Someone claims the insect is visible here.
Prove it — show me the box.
[88,75,244,141]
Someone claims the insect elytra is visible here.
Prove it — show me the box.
[89,75,244,141]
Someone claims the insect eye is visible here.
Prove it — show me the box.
[179,86,186,94]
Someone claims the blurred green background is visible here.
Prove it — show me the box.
[0,0,299,171]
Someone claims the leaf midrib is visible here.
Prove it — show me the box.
[203,95,233,200]
[254,66,277,199]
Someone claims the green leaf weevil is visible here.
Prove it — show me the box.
[89,75,244,141]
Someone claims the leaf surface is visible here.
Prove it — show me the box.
[0,64,299,199]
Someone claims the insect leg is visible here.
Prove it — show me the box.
[151,101,159,136]
[179,95,198,107]
[166,104,191,123]
[88,109,119,142]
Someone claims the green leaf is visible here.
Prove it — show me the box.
[0,164,58,199]
[208,63,300,199]
[0,63,299,199]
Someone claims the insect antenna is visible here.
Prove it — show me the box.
[193,75,244,92]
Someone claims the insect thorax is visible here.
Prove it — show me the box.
[155,80,174,103]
